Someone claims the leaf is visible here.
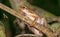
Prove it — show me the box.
[0,21,6,37]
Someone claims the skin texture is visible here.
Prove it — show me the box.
[19,6,47,26]
[19,6,48,36]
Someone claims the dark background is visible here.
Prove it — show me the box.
[27,0,60,16]
[0,0,60,37]
[0,0,60,16]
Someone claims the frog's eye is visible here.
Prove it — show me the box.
[20,6,26,9]
[22,6,27,9]
[22,6,25,8]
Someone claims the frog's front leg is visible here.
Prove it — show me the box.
[29,16,39,27]
[27,23,43,36]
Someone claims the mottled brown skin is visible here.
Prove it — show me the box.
[18,6,48,36]
[19,6,47,27]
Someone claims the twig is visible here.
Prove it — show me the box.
[15,34,41,37]
[0,3,32,23]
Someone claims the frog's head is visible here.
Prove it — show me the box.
[19,6,30,13]
[20,6,27,10]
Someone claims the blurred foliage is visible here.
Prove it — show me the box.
[0,21,6,37]
[0,0,16,36]
[1,0,60,16]
[27,0,60,16]
[50,23,60,32]
[0,0,60,37]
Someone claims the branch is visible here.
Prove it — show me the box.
[15,34,42,37]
